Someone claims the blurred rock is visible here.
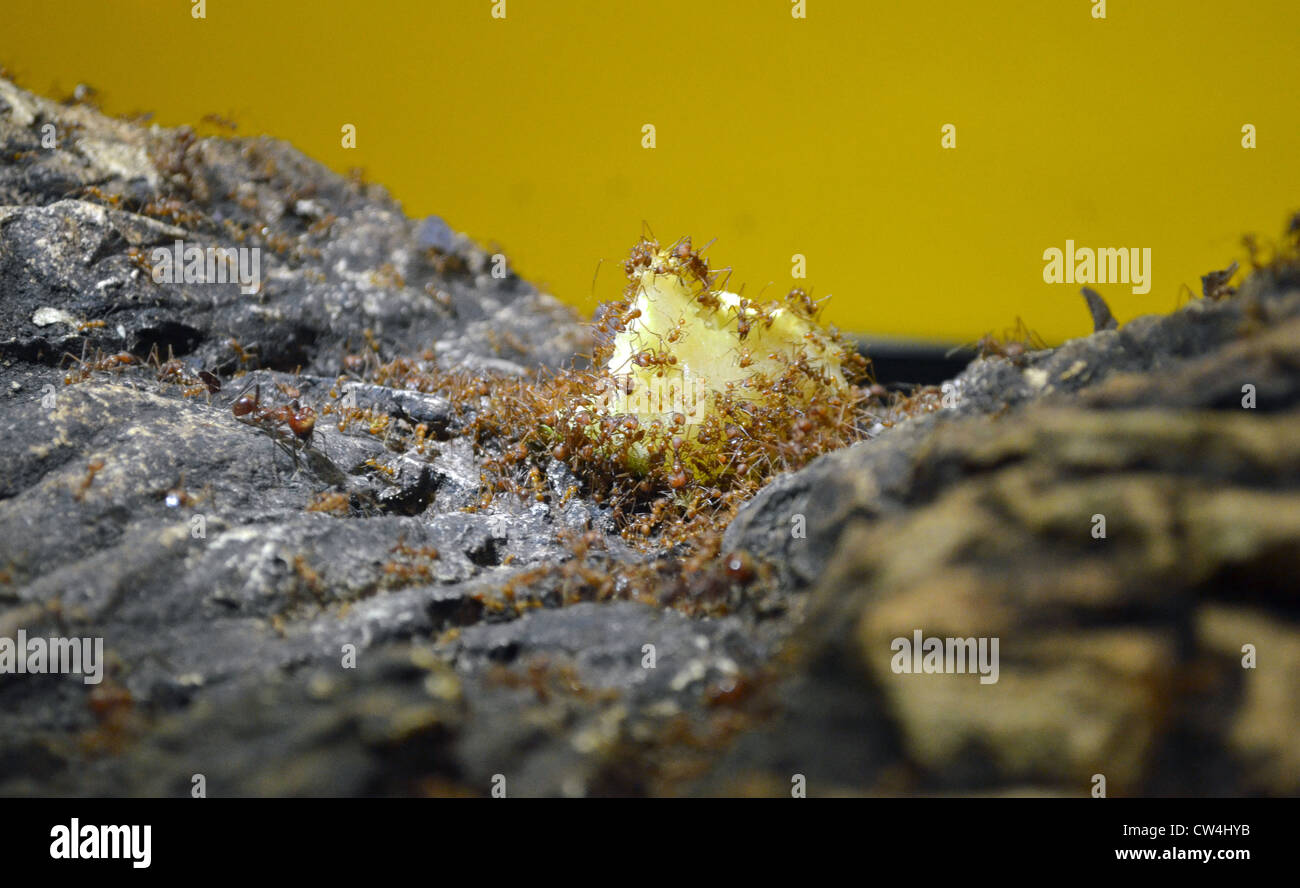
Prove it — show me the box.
[712,256,1300,796]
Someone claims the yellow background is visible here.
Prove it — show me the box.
[4,0,1297,345]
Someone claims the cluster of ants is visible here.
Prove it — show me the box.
[345,234,876,551]
[62,342,222,397]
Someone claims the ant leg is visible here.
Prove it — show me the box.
[269,437,281,483]
[278,437,299,480]
[308,433,326,466]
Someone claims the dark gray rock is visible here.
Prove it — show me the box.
[0,77,769,797]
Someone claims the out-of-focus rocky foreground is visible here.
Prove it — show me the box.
[1,77,1296,796]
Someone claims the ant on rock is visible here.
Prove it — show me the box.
[230,383,318,474]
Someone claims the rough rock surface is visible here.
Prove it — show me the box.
[2,77,1297,796]
[719,265,1300,796]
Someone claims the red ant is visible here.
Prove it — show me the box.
[147,345,222,399]
[631,348,678,375]
[735,314,751,341]
[231,383,318,471]
[671,236,711,284]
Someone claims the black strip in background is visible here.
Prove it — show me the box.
[0,798,1283,876]
[856,337,977,387]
